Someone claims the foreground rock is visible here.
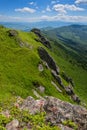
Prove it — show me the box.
[6,119,19,130]
[20,96,87,130]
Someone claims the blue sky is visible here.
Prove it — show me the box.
[0,0,87,23]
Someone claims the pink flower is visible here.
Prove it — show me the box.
[14,103,19,108]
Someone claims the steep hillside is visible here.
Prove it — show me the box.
[0,25,75,104]
[0,25,87,106]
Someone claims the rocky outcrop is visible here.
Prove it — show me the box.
[31,28,51,48]
[51,70,64,87]
[38,47,59,74]
[20,96,87,130]
[8,30,18,37]
[71,94,81,104]
[64,86,80,104]
[38,86,45,93]
[38,47,80,103]
[65,86,74,95]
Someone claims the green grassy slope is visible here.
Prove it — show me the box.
[0,25,87,105]
[0,26,74,104]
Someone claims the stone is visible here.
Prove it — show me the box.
[6,119,19,130]
[38,64,44,72]
[51,70,63,87]
[71,94,81,104]
[20,96,45,114]
[31,28,51,48]
[65,86,74,95]
[8,30,18,37]
[1,110,10,118]
[51,81,62,93]
[38,47,59,74]
[38,86,45,93]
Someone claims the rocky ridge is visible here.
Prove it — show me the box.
[31,28,81,104]
[1,96,87,130]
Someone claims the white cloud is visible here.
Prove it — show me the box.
[29,2,34,5]
[51,0,59,4]
[41,14,87,22]
[42,10,46,13]
[53,4,84,14]
[0,15,21,22]
[15,7,36,13]
[0,14,87,23]
[75,0,87,4]
[46,5,51,12]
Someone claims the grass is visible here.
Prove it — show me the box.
[0,25,87,106]
[0,26,74,104]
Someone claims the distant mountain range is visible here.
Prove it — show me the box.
[0,21,86,31]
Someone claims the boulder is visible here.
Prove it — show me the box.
[31,28,51,48]
[65,86,74,95]
[20,96,45,114]
[6,119,19,130]
[38,64,44,72]
[38,86,45,93]
[8,30,18,37]
[38,47,59,74]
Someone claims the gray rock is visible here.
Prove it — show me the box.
[31,28,51,48]
[65,86,74,95]
[38,47,59,74]
[51,81,62,93]
[6,119,19,130]
[71,94,81,104]
[38,86,45,93]
[51,70,63,87]
[20,96,45,114]
[38,64,44,72]
[8,30,18,37]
